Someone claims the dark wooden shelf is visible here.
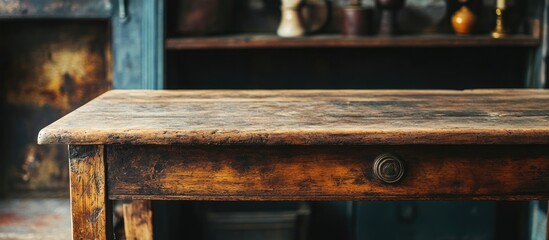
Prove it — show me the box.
[165,34,540,49]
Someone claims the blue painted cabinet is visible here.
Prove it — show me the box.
[112,0,164,89]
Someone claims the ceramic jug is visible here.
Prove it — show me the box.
[277,0,306,37]
[451,5,476,35]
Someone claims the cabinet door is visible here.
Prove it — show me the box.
[112,0,164,89]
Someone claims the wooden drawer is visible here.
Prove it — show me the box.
[107,145,549,201]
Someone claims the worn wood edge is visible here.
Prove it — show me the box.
[165,34,541,49]
[37,91,113,145]
[109,194,549,201]
[68,88,549,96]
[37,89,549,145]
[69,145,112,240]
[0,0,112,19]
[37,128,549,145]
[0,14,111,19]
[39,88,549,105]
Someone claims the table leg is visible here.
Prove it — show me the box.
[546,201,548,240]
[123,200,153,240]
[69,145,112,240]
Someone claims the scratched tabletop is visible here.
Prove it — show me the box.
[38,89,549,145]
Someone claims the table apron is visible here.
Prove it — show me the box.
[106,145,549,201]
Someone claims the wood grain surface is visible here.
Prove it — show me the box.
[123,200,153,240]
[38,89,549,145]
[107,145,549,201]
[165,34,540,49]
[69,145,112,240]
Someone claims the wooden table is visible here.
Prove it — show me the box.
[37,89,549,240]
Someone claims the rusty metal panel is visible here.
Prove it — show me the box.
[0,0,112,18]
[0,20,111,197]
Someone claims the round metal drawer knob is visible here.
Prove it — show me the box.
[373,153,405,183]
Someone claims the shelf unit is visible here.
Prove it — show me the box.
[166,34,540,49]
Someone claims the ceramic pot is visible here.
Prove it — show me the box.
[375,0,406,35]
[341,6,374,36]
[451,5,476,35]
[301,0,331,34]
[174,0,235,36]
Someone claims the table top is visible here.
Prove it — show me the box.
[37,89,549,145]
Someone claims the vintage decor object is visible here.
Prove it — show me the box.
[373,153,405,183]
[277,0,306,37]
[491,0,506,38]
[451,4,476,35]
[301,0,331,34]
[375,0,406,35]
[173,0,235,36]
[341,0,373,36]
[397,0,447,34]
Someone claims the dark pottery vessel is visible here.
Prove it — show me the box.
[375,0,406,35]
[340,6,374,36]
[301,0,331,34]
[174,0,235,36]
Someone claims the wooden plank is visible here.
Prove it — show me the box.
[69,145,112,240]
[0,0,111,18]
[38,89,549,145]
[123,200,153,240]
[165,34,540,49]
[107,145,549,201]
